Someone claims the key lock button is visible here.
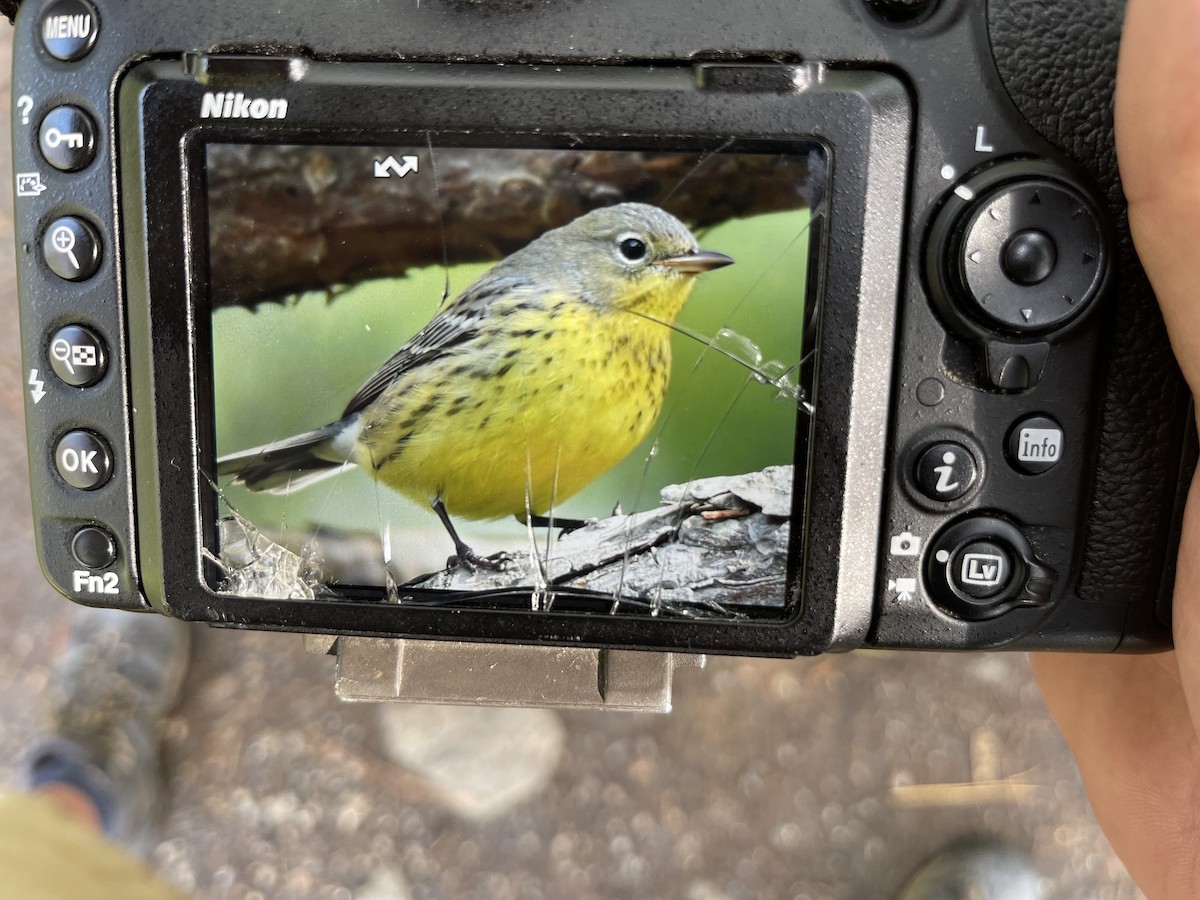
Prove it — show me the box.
[39,106,97,172]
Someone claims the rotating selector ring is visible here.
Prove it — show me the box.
[926,160,1112,340]
[923,516,1057,622]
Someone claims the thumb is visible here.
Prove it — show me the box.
[1117,0,1200,393]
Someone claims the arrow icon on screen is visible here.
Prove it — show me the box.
[373,155,419,179]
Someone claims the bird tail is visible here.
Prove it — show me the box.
[216,421,356,495]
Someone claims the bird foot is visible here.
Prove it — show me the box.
[449,546,511,572]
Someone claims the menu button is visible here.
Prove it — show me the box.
[40,0,99,62]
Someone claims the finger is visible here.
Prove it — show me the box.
[1031,475,1200,898]
[1030,650,1200,899]
[1173,477,1200,727]
[1116,0,1200,391]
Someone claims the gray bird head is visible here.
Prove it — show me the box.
[503,202,734,312]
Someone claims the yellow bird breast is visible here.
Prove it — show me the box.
[355,301,675,521]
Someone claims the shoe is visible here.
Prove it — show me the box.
[18,606,191,859]
[895,837,1043,900]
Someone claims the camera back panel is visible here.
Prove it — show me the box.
[11,0,1189,654]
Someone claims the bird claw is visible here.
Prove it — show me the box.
[449,547,511,572]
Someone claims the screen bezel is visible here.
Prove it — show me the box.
[119,59,911,655]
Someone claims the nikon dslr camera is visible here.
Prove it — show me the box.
[12,0,1192,703]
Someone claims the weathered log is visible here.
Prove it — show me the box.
[212,465,793,614]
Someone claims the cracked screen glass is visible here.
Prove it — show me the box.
[206,141,823,619]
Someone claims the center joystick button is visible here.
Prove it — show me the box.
[1001,229,1057,286]
[914,441,977,502]
[947,539,1014,601]
[54,430,113,490]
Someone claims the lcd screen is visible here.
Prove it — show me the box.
[206,141,823,618]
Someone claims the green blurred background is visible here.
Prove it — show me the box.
[212,207,810,577]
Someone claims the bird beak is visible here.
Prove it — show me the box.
[657,249,735,273]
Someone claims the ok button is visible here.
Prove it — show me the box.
[54,430,113,490]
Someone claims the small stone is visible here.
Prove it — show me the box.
[376,704,565,821]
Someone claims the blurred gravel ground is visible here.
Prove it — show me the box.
[0,25,1144,900]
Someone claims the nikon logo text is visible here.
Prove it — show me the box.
[200,92,289,120]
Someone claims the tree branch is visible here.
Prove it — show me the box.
[206,146,813,308]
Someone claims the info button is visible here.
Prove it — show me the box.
[1007,415,1063,474]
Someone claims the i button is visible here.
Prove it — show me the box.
[914,441,978,502]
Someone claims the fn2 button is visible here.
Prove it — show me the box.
[914,442,978,502]
[71,526,117,568]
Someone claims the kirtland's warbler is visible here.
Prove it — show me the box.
[217,202,733,566]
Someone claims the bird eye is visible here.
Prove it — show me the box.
[618,236,648,262]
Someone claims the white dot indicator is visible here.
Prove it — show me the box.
[940,164,956,180]
[935,550,951,564]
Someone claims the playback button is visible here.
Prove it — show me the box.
[49,324,107,387]
[54,430,113,490]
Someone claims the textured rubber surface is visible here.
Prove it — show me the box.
[989,0,1192,616]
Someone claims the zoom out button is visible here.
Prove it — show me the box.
[48,324,107,387]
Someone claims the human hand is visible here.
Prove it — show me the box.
[1031,1,1200,897]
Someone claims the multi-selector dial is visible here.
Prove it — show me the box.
[954,180,1105,333]
[925,160,1111,390]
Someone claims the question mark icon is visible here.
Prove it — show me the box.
[16,95,33,126]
